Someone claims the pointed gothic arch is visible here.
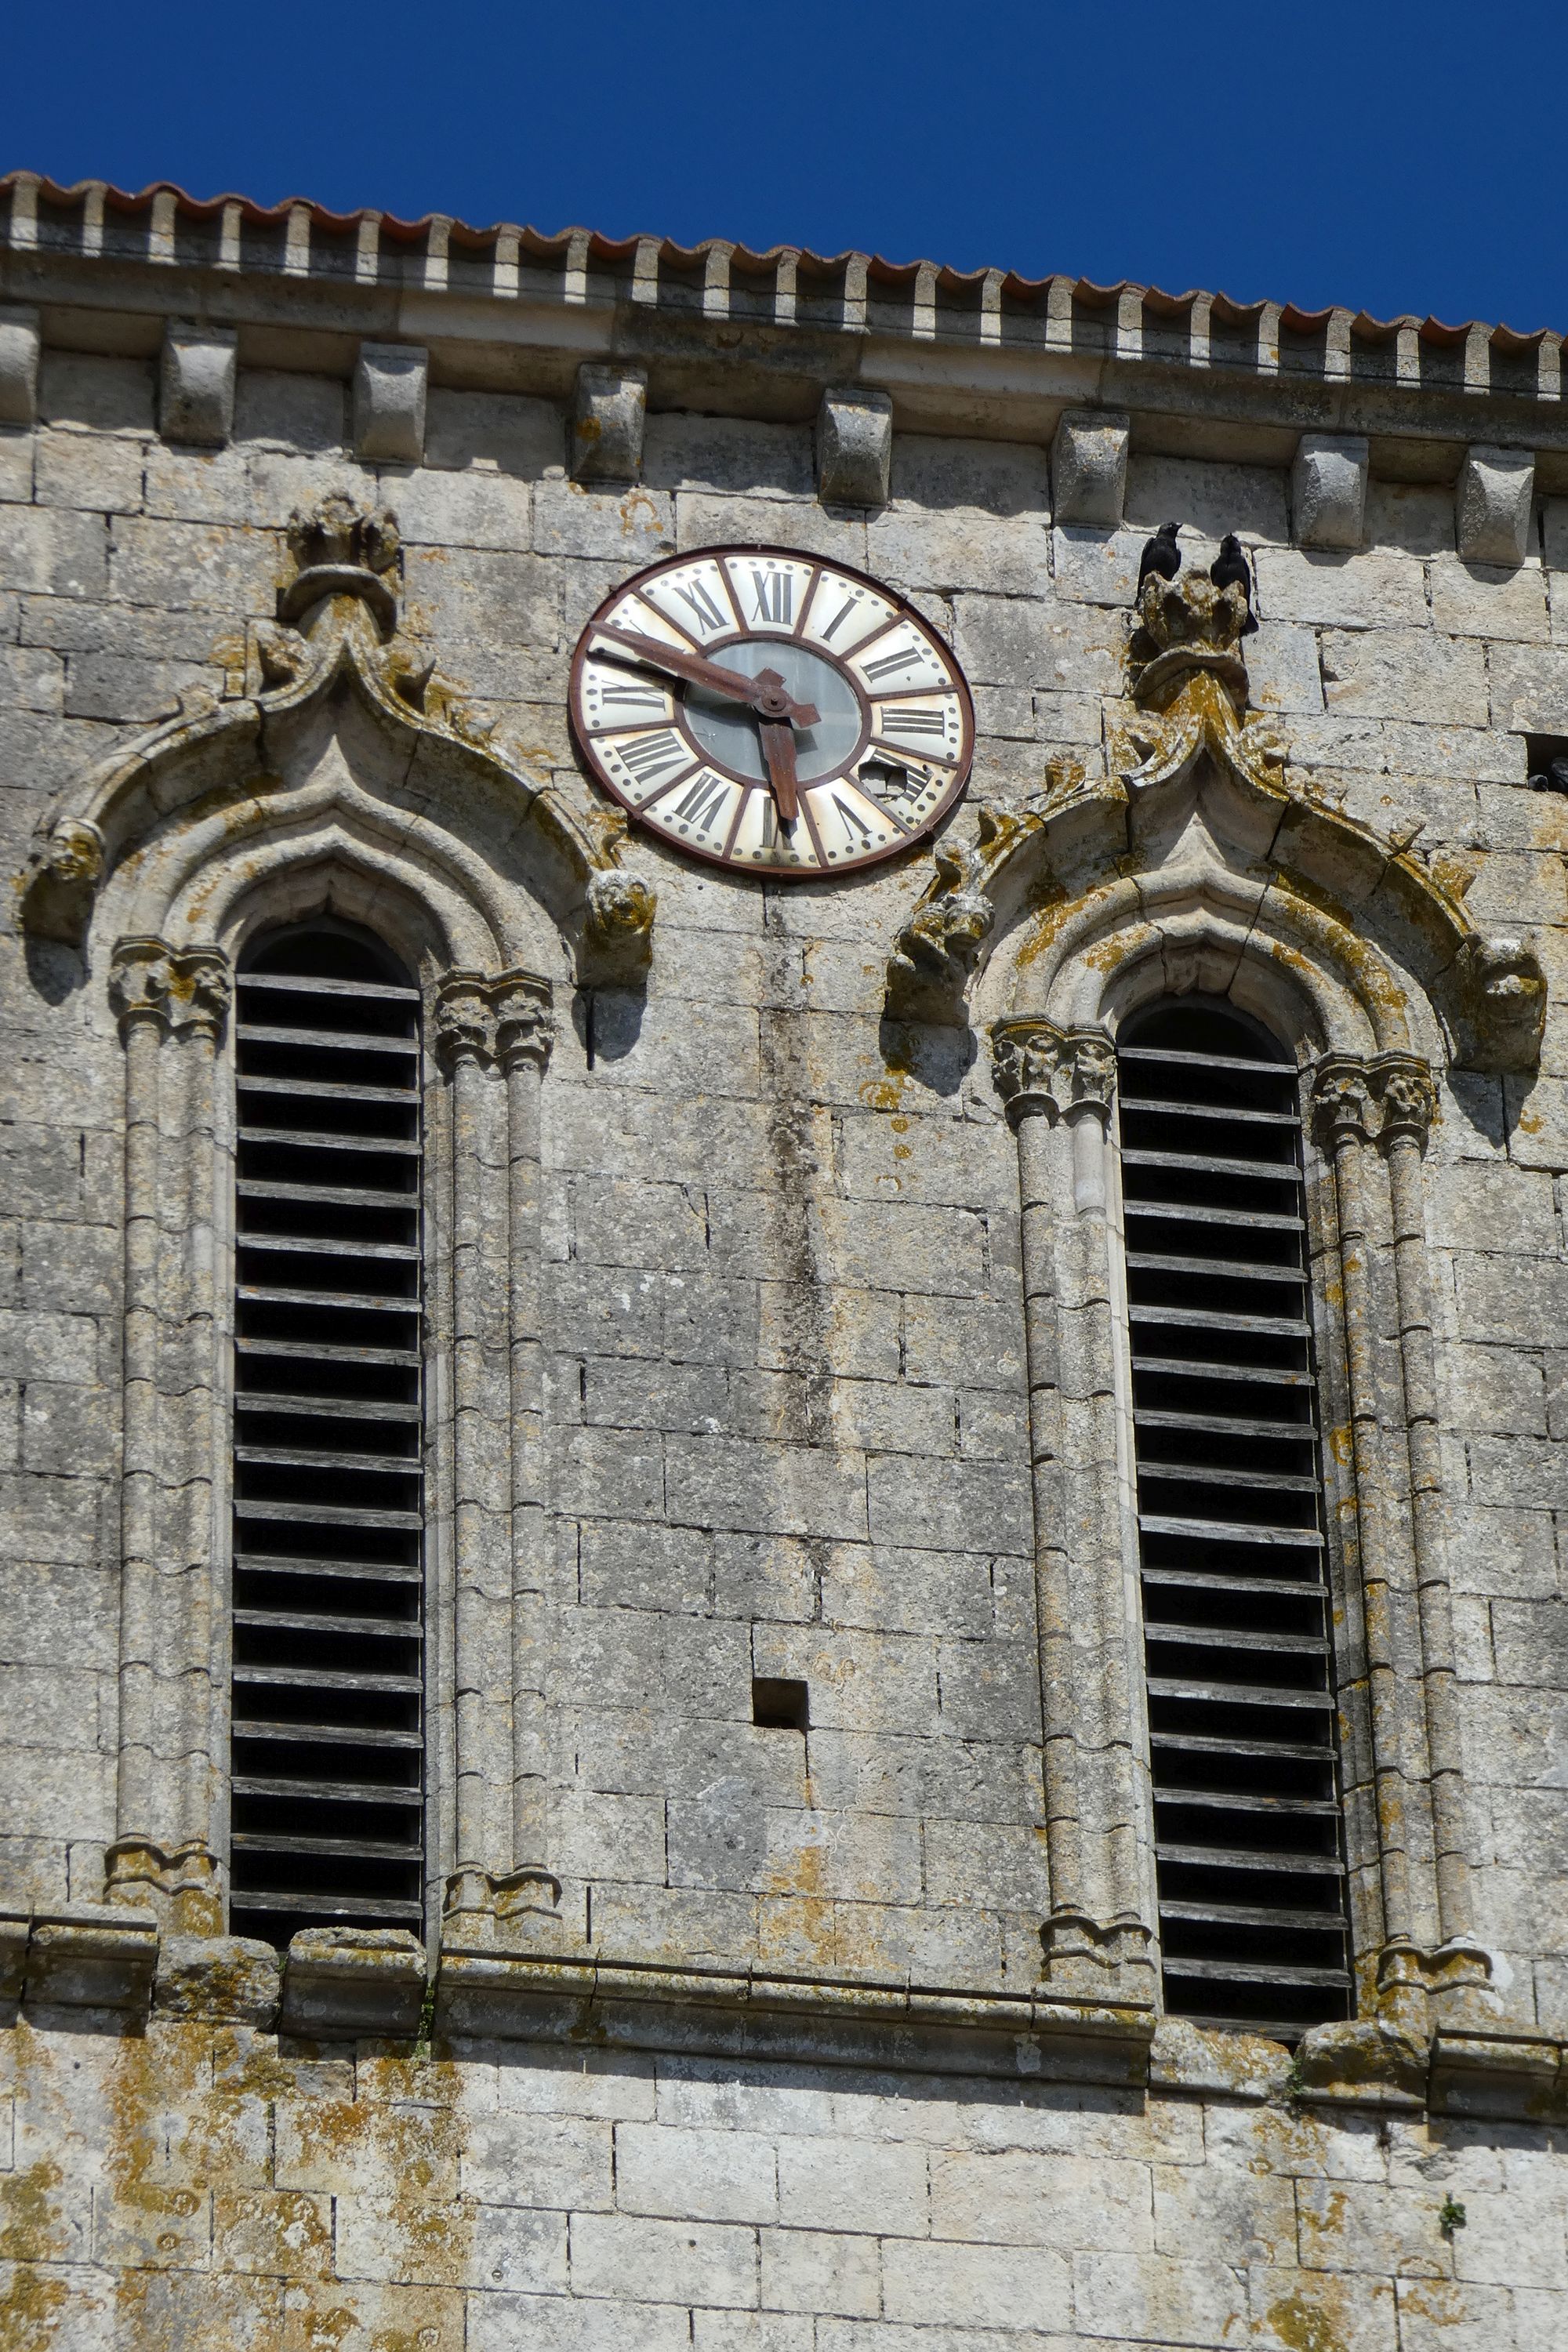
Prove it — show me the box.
[25,498,642,1955]
[909,571,1528,2089]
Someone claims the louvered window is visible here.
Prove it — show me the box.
[229,922,426,1947]
[1117,1000,1352,2039]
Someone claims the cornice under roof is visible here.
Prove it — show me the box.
[2,171,1561,437]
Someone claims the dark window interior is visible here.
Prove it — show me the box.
[1117,997,1352,2040]
[228,919,426,1947]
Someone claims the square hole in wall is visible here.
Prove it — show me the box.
[752,1676,809,1732]
[1525,733,1568,790]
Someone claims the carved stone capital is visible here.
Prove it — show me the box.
[1311,1052,1438,1154]
[108,937,231,1043]
[434,967,554,1076]
[1374,1056,1440,1149]
[1310,1055,1377,1149]
[993,1018,1117,1130]
[104,1836,223,1937]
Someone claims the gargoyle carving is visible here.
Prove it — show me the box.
[880,560,1546,1074]
[884,805,1038,1026]
[21,495,655,990]
[1453,933,1547,1076]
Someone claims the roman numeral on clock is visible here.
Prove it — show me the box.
[882,705,949,740]
[862,642,927,684]
[831,796,876,846]
[671,772,730,833]
[747,570,793,625]
[616,729,692,786]
[673,577,731,635]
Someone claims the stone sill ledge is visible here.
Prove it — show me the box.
[434,1942,1154,2084]
[4,1907,1566,2119]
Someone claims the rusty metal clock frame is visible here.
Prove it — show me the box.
[568,545,976,879]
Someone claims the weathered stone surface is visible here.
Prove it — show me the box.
[353,340,429,464]
[1051,411,1128,528]
[816,389,892,510]
[1292,432,1370,550]
[159,322,238,447]
[573,365,648,485]
[0,186,1564,2352]
[1457,444,1535,568]
[0,303,41,426]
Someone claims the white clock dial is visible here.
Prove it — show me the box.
[569,546,975,879]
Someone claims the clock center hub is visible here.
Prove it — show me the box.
[682,641,862,786]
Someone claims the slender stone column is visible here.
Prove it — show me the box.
[1309,1051,1497,2038]
[993,1018,1153,2003]
[104,935,231,1934]
[1310,1059,1416,1951]
[435,967,559,1935]
[1373,1058,1481,1963]
[495,978,558,1917]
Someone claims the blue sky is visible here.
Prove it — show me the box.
[4,1,1563,331]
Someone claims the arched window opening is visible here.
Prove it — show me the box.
[229,919,426,1947]
[1117,998,1352,2038]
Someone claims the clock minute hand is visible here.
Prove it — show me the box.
[594,626,819,727]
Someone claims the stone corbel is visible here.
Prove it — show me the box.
[20,492,659,991]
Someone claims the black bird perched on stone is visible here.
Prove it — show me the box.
[1210,532,1258,634]
[1137,521,1182,596]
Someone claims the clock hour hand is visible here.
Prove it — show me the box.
[594,626,819,728]
[756,714,800,826]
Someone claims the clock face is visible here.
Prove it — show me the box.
[568,546,975,877]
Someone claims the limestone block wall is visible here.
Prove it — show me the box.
[2,348,1566,2011]
[0,205,1566,2340]
[2,2015,1565,2351]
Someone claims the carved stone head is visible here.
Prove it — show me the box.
[286,494,399,578]
[1131,567,1251,712]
